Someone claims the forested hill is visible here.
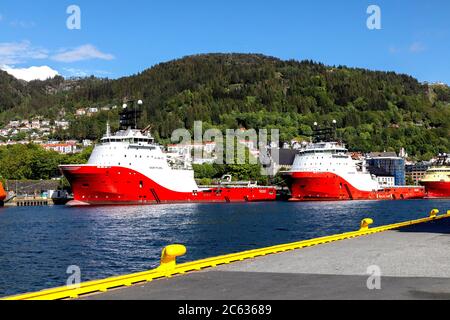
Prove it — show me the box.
[1,53,450,159]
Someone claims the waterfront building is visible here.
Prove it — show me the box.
[376,176,395,187]
[406,162,431,185]
[366,152,406,186]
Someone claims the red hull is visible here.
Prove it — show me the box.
[0,182,6,206]
[286,172,425,201]
[60,165,276,205]
[421,181,450,199]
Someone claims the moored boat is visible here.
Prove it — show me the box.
[420,155,450,198]
[283,140,425,201]
[60,110,276,206]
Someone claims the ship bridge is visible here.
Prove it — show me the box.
[100,128,155,146]
[299,141,348,155]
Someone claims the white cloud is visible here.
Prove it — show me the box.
[0,41,114,65]
[9,20,36,28]
[1,65,59,81]
[52,45,115,62]
[0,41,114,80]
[409,42,426,53]
[388,46,400,54]
[388,42,427,55]
[0,40,48,65]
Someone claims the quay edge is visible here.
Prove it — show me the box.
[4,208,450,300]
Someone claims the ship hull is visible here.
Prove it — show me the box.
[285,172,425,201]
[420,181,450,199]
[0,182,6,206]
[60,165,276,206]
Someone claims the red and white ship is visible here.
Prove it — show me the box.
[0,182,6,206]
[284,141,425,201]
[60,126,276,206]
[420,155,450,198]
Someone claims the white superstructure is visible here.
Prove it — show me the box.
[88,127,200,193]
[290,141,380,192]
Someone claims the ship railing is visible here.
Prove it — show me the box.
[198,184,275,189]
[381,185,425,189]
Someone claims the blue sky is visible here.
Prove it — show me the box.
[0,0,449,83]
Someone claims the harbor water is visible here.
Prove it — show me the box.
[0,199,449,297]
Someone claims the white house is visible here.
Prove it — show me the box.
[376,176,395,187]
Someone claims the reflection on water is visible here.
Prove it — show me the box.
[0,199,449,296]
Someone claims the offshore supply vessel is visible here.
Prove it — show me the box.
[59,102,276,206]
[420,154,450,198]
[283,127,425,201]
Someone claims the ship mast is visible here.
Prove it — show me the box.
[312,120,337,143]
[106,121,111,137]
[119,99,143,130]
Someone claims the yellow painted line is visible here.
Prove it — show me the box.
[4,209,449,300]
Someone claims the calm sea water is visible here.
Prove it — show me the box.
[0,199,449,297]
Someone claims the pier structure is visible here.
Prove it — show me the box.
[4,197,67,207]
[4,209,450,300]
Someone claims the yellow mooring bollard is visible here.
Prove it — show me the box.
[429,209,439,218]
[158,244,187,271]
[360,218,374,231]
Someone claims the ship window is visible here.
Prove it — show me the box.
[139,181,143,189]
